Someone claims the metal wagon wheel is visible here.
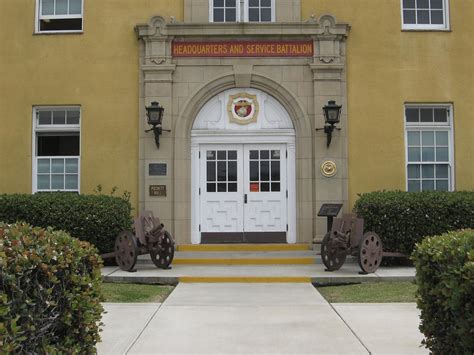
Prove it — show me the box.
[115,230,138,272]
[321,231,347,271]
[150,231,175,269]
[358,231,383,273]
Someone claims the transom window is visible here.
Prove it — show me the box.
[405,105,453,192]
[401,0,449,30]
[37,0,83,32]
[34,107,81,192]
[210,0,275,22]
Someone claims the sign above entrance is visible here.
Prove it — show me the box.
[172,40,313,57]
[227,93,259,125]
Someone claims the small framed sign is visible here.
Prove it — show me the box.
[149,163,167,176]
[317,203,343,217]
[149,185,167,197]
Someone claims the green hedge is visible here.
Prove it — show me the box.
[353,191,474,254]
[0,222,104,353]
[0,193,132,253]
[412,229,474,354]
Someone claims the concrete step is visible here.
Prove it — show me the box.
[176,243,312,252]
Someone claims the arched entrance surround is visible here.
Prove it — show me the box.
[173,74,313,244]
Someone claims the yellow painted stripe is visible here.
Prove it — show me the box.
[179,276,311,283]
[176,244,311,252]
[173,258,315,265]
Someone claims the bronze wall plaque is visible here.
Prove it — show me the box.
[149,163,167,176]
[149,185,167,197]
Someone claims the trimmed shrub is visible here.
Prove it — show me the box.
[0,193,132,253]
[0,222,104,353]
[412,229,474,354]
[353,191,474,254]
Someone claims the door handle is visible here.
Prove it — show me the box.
[244,194,247,204]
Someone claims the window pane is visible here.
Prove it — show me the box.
[422,147,435,161]
[422,165,434,178]
[417,0,429,8]
[249,0,259,6]
[250,161,259,181]
[250,150,258,159]
[422,180,435,191]
[431,0,443,9]
[436,180,449,191]
[41,0,54,15]
[261,8,272,21]
[405,108,419,122]
[260,150,269,159]
[217,183,226,192]
[38,175,50,189]
[407,131,420,146]
[38,111,52,125]
[37,134,80,156]
[271,183,280,192]
[228,183,237,192]
[217,161,226,181]
[228,150,237,160]
[51,175,64,189]
[403,10,416,24]
[403,0,416,8]
[56,0,68,15]
[434,108,447,122]
[51,159,64,173]
[38,159,50,173]
[408,147,421,162]
[217,151,226,160]
[422,131,434,146]
[207,162,216,182]
[225,0,236,6]
[207,183,216,192]
[431,10,444,24]
[260,161,269,181]
[53,110,66,125]
[214,9,224,21]
[417,10,430,24]
[408,180,420,192]
[69,0,82,14]
[435,131,448,146]
[436,147,449,161]
[214,0,224,6]
[65,175,78,189]
[420,108,433,122]
[261,183,270,192]
[207,150,216,160]
[67,110,80,124]
[436,164,449,178]
[228,161,237,181]
[225,8,236,21]
[407,164,420,179]
[271,150,280,159]
[271,161,280,181]
[262,0,271,6]
[65,158,78,173]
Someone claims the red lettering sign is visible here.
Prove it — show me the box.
[172,40,314,57]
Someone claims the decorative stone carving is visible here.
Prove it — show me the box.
[321,160,337,177]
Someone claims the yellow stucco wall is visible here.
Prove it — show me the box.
[0,0,472,212]
[0,0,183,210]
[302,0,474,206]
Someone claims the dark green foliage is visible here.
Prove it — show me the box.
[0,193,132,253]
[0,222,104,353]
[412,229,474,354]
[353,191,474,254]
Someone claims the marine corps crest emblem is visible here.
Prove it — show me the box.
[227,93,259,125]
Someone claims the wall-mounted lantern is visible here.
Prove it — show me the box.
[145,101,170,148]
[316,100,342,147]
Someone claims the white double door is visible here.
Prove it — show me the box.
[200,144,288,235]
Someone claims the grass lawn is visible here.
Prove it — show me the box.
[101,283,175,303]
[316,281,417,303]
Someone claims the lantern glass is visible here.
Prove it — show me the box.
[323,100,341,125]
[146,102,164,126]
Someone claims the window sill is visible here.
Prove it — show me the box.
[401,27,451,32]
[34,30,84,35]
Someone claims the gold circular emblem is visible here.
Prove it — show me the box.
[321,160,337,177]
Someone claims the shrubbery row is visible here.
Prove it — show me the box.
[0,193,132,253]
[0,222,103,353]
[353,191,474,254]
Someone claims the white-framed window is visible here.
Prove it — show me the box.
[36,0,83,33]
[405,104,454,192]
[33,107,81,192]
[401,0,449,30]
[210,0,275,22]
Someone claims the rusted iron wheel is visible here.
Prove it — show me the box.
[358,231,383,273]
[114,230,138,272]
[150,231,175,269]
[321,231,347,271]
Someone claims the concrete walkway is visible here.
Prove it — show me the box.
[97,283,427,354]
